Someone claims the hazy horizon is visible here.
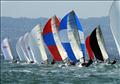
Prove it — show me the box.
[1,1,113,19]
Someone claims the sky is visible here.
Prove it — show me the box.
[1,1,113,19]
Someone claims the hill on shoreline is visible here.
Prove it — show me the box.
[1,16,119,59]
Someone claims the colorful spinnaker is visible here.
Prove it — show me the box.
[43,16,68,61]
[85,36,94,61]
[89,25,109,61]
[109,1,120,56]
[58,11,85,63]
[1,38,13,61]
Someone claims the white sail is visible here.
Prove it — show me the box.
[33,25,48,62]
[24,33,35,62]
[20,36,30,62]
[16,36,28,62]
[51,16,68,61]
[1,38,13,61]
[30,24,48,64]
[96,27,109,60]
[109,1,120,56]
[16,37,25,61]
[28,34,39,63]
[16,37,27,62]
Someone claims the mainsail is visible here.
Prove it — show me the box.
[29,24,48,64]
[1,38,13,61]
[89,25,109,61]
[58,11,85,63]
[43,16,68,61]
[85,36,94,61]
[109,1,120,56]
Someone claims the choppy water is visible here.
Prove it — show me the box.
[1,60,120,84]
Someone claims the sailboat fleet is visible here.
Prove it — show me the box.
[1,1,119,67]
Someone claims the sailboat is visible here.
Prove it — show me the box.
[19,36,30,63]
[29,24,48,64]
[89,25,109,62]
[109,1,120,56]
[43,16,68,62]
[58,11,85,63]
[23,33,35,63]
[16,36,29,62]
[1,38,13,62]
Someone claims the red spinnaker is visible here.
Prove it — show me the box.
[85,36,94,60]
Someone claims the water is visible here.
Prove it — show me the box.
[1,17,120,84]
[1,60,120,84]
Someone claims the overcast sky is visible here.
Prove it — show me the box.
[1,1,113,19]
